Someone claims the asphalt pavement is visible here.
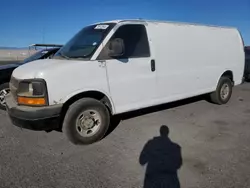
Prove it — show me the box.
[1,83,250,188]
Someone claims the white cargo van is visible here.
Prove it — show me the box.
[5,19,245,145]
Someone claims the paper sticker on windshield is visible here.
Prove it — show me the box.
[95,24,109,30]
[42,51,48,54]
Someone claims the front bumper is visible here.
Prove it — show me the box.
[5,94,62,131]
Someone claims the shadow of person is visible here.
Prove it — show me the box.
[139,125,182,188]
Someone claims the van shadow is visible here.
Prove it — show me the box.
[139,125,182,188]
[106,95,204,136]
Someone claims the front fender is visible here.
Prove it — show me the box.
[61,88,116,114]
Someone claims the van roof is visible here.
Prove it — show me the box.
[96,19,237,30]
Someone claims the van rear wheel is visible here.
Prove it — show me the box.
[209,77,233,105]
[63,98,110,145]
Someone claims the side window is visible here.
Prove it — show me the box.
[98,24,150,60]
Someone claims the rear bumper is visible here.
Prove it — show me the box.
[5,95,62,131]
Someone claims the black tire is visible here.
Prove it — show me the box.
[62,98,110,145]
[0,82,10,110]
[209,77,233,105]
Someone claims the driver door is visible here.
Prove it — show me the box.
[97,24,157,114]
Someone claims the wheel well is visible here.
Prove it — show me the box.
[221,71,234,83]
[59,91,113,129]
[63,91,113,113]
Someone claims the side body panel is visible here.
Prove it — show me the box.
[146,22,244,104]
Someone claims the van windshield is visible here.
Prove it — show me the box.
[54,23,115,60]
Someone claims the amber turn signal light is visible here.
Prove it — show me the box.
[17,97,46,106]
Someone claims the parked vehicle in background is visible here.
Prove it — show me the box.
[244,46,250,81]
[0,44,62,110]
[5,19,245,145]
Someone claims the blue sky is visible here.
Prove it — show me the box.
[0,0,249,47]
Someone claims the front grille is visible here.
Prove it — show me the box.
[9,76,19,101]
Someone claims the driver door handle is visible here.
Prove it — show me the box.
[151,59,156,72]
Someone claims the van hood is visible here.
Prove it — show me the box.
[12,59,83,80]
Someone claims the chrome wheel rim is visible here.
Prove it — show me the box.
[220,83,230,100]
[76,110,102,137]
[0,88,10,106]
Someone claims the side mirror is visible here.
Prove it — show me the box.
[108,38,125,57]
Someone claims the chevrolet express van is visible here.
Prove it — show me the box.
[5,19,245,145]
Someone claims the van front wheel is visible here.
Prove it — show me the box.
[62,98,110,145]
[209,77,233,105]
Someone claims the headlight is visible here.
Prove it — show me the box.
[17,79,48,106]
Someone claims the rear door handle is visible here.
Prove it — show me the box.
[151,59,156,72]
